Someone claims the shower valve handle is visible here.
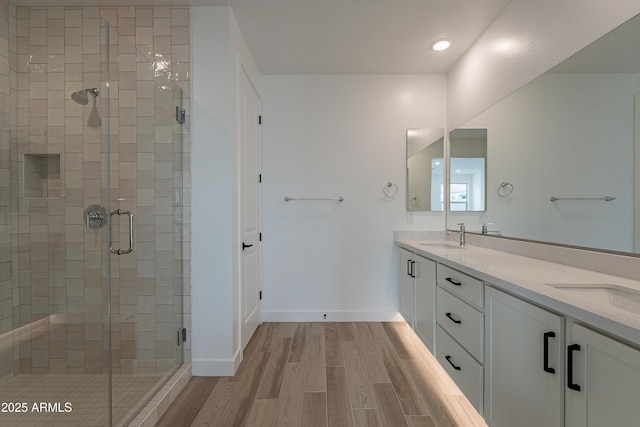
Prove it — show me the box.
[84,204,107,229]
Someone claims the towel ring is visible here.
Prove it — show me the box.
[497,182,514,197]
[383,182,398,197]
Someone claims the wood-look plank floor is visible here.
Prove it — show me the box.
[156,322,440,427]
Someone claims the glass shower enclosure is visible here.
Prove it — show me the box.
[0,4,189,426]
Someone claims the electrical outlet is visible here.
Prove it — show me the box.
[407,211,414,223]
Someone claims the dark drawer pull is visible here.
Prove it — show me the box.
[446,277,462,286]
[445,355,461,371]
[543,331,556,374]
[568,344,581,391]
[445,312,462,324]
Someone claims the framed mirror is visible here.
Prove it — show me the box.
[406,128,444,212]
[446,12,640,253]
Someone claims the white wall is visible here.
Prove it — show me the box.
[261,75,446,321]
[447,0,640,130]
[191,6,233,377]
[191,6,260,376]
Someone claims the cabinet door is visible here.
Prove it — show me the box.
[398,247,415,327]
[414,255,436,352]
[484,287,564,427]
[566,324,640,427]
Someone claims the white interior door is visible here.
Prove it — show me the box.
[240,66,261,350]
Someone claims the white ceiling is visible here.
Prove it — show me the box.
[14,0,511,74]
[228,0,511,74]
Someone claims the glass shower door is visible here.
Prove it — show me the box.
[107,24,188,426]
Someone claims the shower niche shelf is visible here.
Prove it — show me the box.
[23,153,62,199]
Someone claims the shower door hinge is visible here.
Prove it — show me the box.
[259,174,262,183]
[259,291,262,300]
[258,115,262,125]
[176,107,186,124]
[259,232,262,242]
[177,327,187,345]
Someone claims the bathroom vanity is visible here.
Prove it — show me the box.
[396,237,640,427]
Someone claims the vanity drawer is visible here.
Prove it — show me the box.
[436,325,483,413]
[436,287,484,361]
[437,264,483,307]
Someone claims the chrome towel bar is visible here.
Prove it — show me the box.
[284,196,344,202]
[550,196,616,202]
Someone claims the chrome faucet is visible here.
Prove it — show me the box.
[481,223,501,236]
[458,223,465,246]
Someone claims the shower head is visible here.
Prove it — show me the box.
[71,88,100,105]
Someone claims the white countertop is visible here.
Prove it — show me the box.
[396,239,640,347]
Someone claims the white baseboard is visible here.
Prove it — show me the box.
[261,310,404,322]
[192,347,242,376]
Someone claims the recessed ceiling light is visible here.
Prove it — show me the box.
[431,39,453,52]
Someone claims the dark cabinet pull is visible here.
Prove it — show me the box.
[242,242,253,250]
[446,277,462,286]
[543,331,556,374]
[445,355,461,371]
[445,312,462,324]
[568,344,581,391]
[407,260,416,278]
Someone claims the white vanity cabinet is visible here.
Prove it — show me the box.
[484,287,564,427]
[435,265,484,413]
[398,247,436,351]
[566,323,640,427]
[485,287,640,427]
[396,239,640,427]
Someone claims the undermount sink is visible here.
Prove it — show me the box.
[546,283,640,315]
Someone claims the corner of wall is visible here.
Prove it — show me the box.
[190,5,236,368]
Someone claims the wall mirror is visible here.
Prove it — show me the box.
[446,12,640,254]
[406,128,444,212]
[449,128,487,212]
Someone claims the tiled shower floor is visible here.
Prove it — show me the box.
[0,374,164,426]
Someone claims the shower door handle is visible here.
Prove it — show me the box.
[110,209,134,255]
